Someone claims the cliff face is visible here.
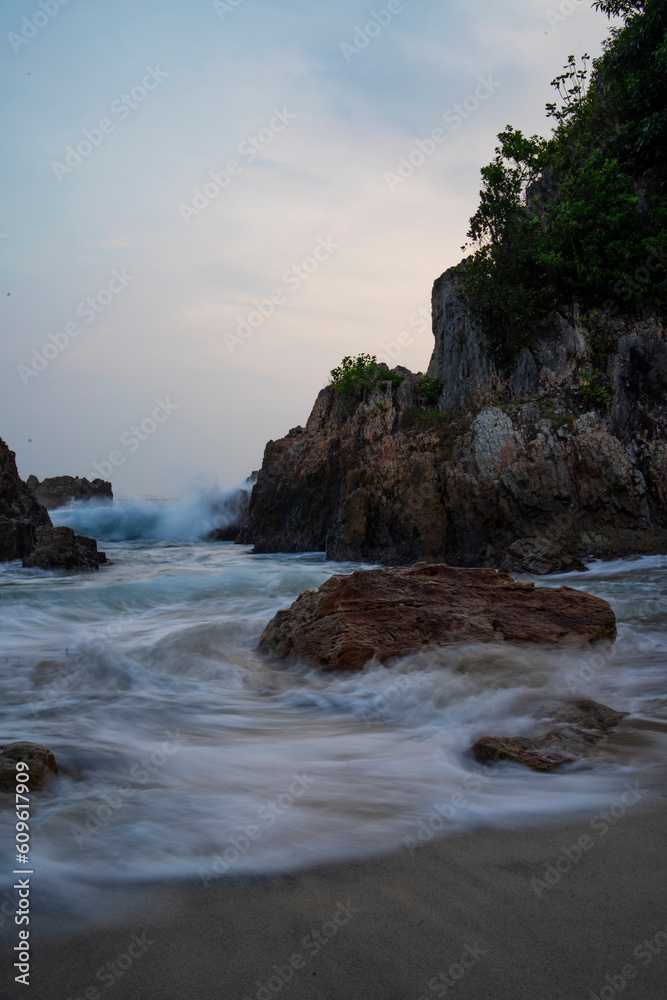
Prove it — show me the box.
[0,437,51,560]
[239,274,667,573]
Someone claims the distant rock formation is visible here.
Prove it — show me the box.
[26,474,113,509]
[0,436,109,571]
[0,436,51,561]
[23,526,106,572]
[258,563,616,671]
[238,272,667,572]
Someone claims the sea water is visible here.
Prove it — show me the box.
[0,493,665,929]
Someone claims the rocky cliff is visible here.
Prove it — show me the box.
[238,274,667,573]
[0,437,107,570]
[0,437,51,560]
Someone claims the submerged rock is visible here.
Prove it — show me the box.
[471,736,577,772]
[258,563,616,671]
[0,741,59,793]
[26,474,113,509]
[22,526,106,571]
[472,698,627,772]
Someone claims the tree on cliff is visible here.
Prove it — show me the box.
[457,0,667,365]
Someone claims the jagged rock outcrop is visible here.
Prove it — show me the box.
[259,563,616,671]
[0,437,51,561]
[26,474,113,509]
[239,273,667,571]
[22,526,106,572]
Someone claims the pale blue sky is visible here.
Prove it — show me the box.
[1,0,616,494]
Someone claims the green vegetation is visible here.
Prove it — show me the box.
[456,0,667,367]
[329,354,404,401]
[414,375,444,407]
[578,362,612,405]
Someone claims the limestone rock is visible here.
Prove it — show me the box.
[258,563,616,671]
[22,526,106,571]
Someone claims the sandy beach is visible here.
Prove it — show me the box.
[5,785,665,1000]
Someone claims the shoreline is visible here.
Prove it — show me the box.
[5,790,666,1000]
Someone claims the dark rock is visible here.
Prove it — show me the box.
[0,741,58,793]
[26,474,113,509]
[0,436,51,561]
[472,698,627,772]
[471,736,576,772]
[258,563,616,671]
[22,526,106,571]
[501,537,588,575]
[547,698,627,731]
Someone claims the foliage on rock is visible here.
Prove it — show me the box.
[329,354,404,402]
[456,0,667,366]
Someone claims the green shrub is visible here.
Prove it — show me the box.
[329,354,404,401]
[578,362,611,406]
[415,375,444,407]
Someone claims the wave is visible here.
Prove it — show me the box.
[51,483,253,543]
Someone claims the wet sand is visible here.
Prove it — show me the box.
[5,786,667,1000]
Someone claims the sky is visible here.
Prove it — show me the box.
[1,0,617,496]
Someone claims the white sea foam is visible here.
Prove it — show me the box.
[0,525,665,929]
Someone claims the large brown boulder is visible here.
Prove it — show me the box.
[0,436,51,561]
[22,526,106,571]
[26,474,113,509]
[258,563,616,671]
